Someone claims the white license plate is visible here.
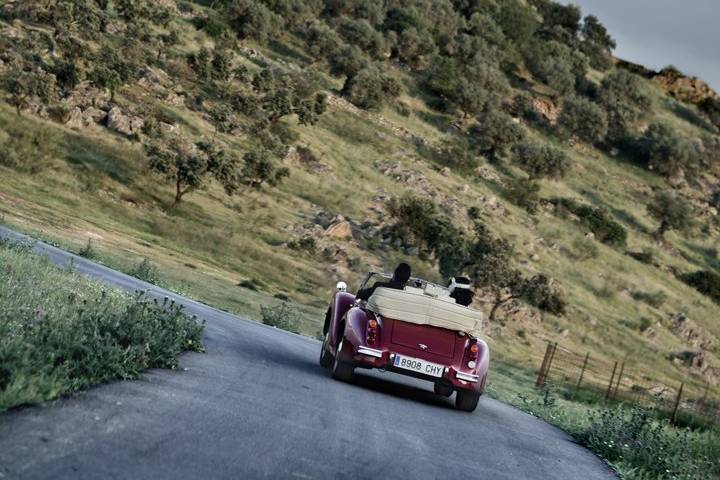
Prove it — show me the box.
[393,354,444,378]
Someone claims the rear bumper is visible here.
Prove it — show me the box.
[350,346,483,392]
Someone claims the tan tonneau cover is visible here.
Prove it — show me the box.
[366,287,483,337]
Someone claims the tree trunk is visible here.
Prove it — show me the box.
[170,178,183,208]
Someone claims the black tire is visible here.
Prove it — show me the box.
[331,338,354,382]
[455,390,480,412]
[319,332,333,368]
[434,382,453,397]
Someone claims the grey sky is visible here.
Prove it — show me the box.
[561,0,720,91]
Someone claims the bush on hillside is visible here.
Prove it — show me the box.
[512,140,570,179]
[225,0,280,45]
[552,198,627,246]
[469,108,526,161]
[681,270,720,303]
[504,177,540,214]
[346,66,401,110]
[260,302,302,334]
[596,70,652,144]
[647,191,693,238]
[558,95,608,144]
[638,122,700,178]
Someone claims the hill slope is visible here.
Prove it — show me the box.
[1,0,720,400]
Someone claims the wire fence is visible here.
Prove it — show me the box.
[535,342,720,427]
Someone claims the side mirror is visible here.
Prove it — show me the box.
[336,281,347,292]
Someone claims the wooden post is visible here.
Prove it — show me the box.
[536,342,553,387]
[612,361,625,400]
[605,361,618,400]
[672,382,684,424]
[545,342,558,385]
[575,352,590,393]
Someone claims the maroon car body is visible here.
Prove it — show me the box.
[319,273,490,412]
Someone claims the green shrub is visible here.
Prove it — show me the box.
[512,140,570,179]
[129,258,160,284]
[552,198,627,246]
[638,122,701,178]
[558,95,608,144]
[260,302,302,334]
[0,245,203,411]
[469,108,526,160]
[626,249,654,264]
[287,236,317,254]
[647,191,693,237]
[504,177,540,213]
[681,270,720,303]
[77,238,99,259]
[596,70,652,144]
[346,66,401,110]
[631,290,667,308]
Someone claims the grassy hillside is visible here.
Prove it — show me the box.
[1,0,720,406]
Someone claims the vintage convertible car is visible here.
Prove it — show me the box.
[319,272,489,412]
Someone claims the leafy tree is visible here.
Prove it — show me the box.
[241,149,289,188]
[302,21,342,62]
[493,0,537,46]
[346,66,401,110]
[647,191,693,237]
[144,138,243,207]
[225,0,279,45]
[596,70,652,144]
[329,44,368,91]
[698,97,720,130]
[532,0,581,43]
[393,26,437,67]
[512,140,571,179]
[336,17,386,59]
[469,108,525,160]
[188,47,212,81]
[211,49,233,82]
[51,60,80,92]
[1,69,56,115]
[88,46,138,101]
[558,95,609,144]
[639,123,700,177]
[580,15,615,70]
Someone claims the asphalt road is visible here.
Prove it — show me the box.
[0,226,617,480]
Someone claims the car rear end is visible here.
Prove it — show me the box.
[348,312,489,397]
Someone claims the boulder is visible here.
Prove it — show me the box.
[65,107,84,129]
[82,107,106,124]
[324,221,352,239]
[106,107,144,136]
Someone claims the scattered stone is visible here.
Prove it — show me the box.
[324,221,352,239]
[106,107,144,136]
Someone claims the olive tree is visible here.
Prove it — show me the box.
[512,139,571,179]
[1,69,56,115]
[144,138,243,207]
[558,95,608,144]
[639,122,700,177]
[647,190,693,238]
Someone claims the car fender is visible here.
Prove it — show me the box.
[336,307,368,359]
[329,291,356,348]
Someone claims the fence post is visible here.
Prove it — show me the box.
[545,342,558,385]
[605,361,618,400]
[575,352,590,393]
[672,382,684,424]
[536,342,553,387]
[612,361,625,400]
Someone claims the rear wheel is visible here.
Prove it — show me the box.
[331,338,354,382]
[455,390,480,412]
[319,332,333,368]
[434,382,453,397]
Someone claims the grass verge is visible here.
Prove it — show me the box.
[0,238,204,412]
[487,360,720,480]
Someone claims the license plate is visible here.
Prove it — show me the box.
[393,354,444,378]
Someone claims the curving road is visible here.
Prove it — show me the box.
[0,226,616,480]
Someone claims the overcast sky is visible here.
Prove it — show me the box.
[561,0,720,91]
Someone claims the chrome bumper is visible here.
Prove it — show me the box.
[456,372,479,383]
[357,346,383,358]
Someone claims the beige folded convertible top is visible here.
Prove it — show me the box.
[366,287,483,337]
